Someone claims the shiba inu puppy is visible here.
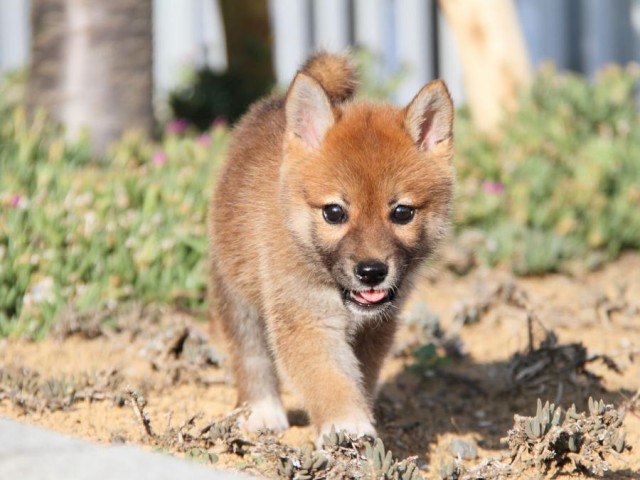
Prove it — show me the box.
[209,52,454,444]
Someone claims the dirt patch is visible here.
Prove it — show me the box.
[2,254,640,478]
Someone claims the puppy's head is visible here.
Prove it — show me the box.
[280,73,454,317]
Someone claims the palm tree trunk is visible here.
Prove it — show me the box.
[439,0,532,134]
[28,0,153,154]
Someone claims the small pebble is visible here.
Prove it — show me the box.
[110,434,127,444]
[448,438,477,460]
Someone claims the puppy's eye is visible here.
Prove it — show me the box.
[390,205,415,224]
[323,204,347,224]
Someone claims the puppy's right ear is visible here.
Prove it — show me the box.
[285,73,335,150]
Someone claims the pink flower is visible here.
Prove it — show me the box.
[197,133,211,148]
[10,194,22,207]
[166,118,189,135]
[152,150,167,166]
[482,181,505,195]
[212,116,227,129]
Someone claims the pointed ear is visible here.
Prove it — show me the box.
[285,73,335,150]
[404,80,454,152]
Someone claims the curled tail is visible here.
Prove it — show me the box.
[300,52,358,103]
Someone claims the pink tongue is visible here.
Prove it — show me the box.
[356,289,387,304]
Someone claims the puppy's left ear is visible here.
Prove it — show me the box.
[404,80,453,152]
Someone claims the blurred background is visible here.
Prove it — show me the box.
[2,0,640,145]
[1,0,640,335]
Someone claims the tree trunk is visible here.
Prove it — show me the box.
[439,0,532,134]
[28,0,153,154]
[219,0,274,98]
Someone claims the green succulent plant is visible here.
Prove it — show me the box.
[455,64,640,274]
[363,438,422,480]
[0,73,227,337]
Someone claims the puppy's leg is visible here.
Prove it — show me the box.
[353,320,398,405]
[269,311,375,445]
[215,291,288,433]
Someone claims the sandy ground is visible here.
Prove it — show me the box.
[1,254,639,478]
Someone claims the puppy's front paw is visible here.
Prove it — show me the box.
[317,417,377,448]
[240,398,289,433]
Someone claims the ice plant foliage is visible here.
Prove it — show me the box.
[0,79,227,336]
[455,64,640,274]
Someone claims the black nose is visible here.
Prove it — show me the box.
[354,261,388,286]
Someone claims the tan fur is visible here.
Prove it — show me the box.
[209,52,454,444]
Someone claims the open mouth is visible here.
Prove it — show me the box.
[344,288,396,308]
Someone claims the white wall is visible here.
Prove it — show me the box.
[0,0,30,73]
[153,0,226,95]
[268,0,311,85]
[0,0,227,97]
[269,0,464,105]
[2,1,639,106]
